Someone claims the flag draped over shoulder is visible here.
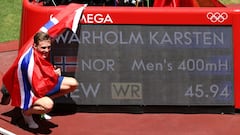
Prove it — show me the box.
[153,0,225,7]
[2,4,87,110]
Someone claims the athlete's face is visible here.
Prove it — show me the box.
[34,40,51,59]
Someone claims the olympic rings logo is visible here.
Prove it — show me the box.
[206,12,228,23]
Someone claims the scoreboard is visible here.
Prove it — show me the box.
[52,25,233,106]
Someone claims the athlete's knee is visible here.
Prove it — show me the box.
[43,97,54,111]
[61,77,79,92]
[34,97,54,112]
[68,77,79,90]
[72,78,79,88]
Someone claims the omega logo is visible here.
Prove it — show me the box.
[81,13,113,24]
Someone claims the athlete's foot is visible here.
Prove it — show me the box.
[22,112,39,129]
[41,113,52,120]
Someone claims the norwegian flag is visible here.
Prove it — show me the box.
[53,56,77,73]
[2,4,87,110]
[153,0,225,7]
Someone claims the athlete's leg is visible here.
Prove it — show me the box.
[22,96,54,129]
[50,76,78,99]
[22,96,54,115]
[21,76,78,115]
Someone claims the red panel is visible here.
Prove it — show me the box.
[20,0,234,46]
[233,10,240,108]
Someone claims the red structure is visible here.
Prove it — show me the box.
[20,0,240,110]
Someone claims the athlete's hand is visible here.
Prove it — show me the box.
[54,66,61,76]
